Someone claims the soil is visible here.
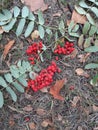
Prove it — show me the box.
[0,0,98,130]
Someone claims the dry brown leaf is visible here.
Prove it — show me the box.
[29,122,36,129]
[70,48,78,59]
[9,116,15,127]
[75,68,89,78]
[36,108,46,115]
[78,53,90,63]
[71,96,81,107]
[3,40,15,60]
[53,12,62,17]
[71,10,87,24]
[41,119,53,127]
[23,0,48,12]
[93,105,98,112]
[49,78,67,101]
[40,87,48,93]
[22,105,33,112]
[31,30,39,40]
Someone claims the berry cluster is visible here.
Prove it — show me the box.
[54,41,74,55]
[28,61,61,91]
[26,41,43,64]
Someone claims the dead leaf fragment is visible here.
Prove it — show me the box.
[22,105,33,112]
[71,96,81,107]
[53,12,62,17]
[93,105,98,112]
[9,117,15,127]
[41,119,53,127]
[23,0,48,12]
[29,122,36,130]
[3,40,15,60]
[31,30,39,40]
[70,48,78,59]
[78,53,90,63]
[49,78,67,101]
[75,68,89,78]
[36,108,46,115]
[71,10,87,24]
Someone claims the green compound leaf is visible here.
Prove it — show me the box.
[85,63,98,69]
[68,21,74,33]
[22,61,32,71]
[28,12,35,21]
[2,9,12,20]
[46,28,52,35]
[0,91,4,108]
[85,46,98,52]
[38,25,45,39]
[59,20,65,36]
[0,76,7,88]
[79,0,89,8]
[13,6,20,17]
[3,18,16,32]
[0,13,8,21]
[6,87,17,102]
[69,32,79,37]
[72,24,79,33]
[75,5,86,15]
[86,13,95,25]
[83,22,90,35]
[12,82,24,93]
[22,6,29,18]
[90,74,98,86]
[16,18,26,36]
[24,21,34,37]
[83,37,91,48]
[91,7,98,17]
[89,25,97,36]
[10,65,19,78]
[38,10,44,25]
[18,76,28,87]
[4,73,13,83]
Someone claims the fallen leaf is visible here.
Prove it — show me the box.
[53,12,62,17]
[29,122,36,129]
[70,48,78,59]
[78,53,90,63]
[3,40,15,60]
[49,78,67,100]
[22,105,33,112]
[31,30,40,40]
[93,105,98,112]
[71,96,81,107]
[75,68,89,78]
[40,87,48,93]
[9,116,15,127]
[71,10,87,24]
[41,119,53,127]
[23,0,48,12]
[36,108,46,115]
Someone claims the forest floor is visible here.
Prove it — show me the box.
[0,0,98,130]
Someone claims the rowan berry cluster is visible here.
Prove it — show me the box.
[28,61,61,91]
[54,41,74,55]
[26,41,43,64]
